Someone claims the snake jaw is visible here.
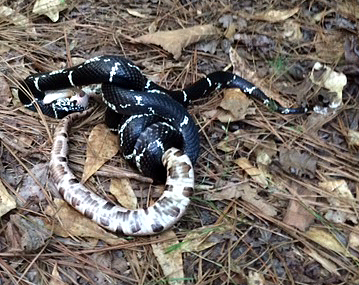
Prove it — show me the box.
[69,90,90,109]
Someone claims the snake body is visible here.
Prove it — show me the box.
[19,55,307,235]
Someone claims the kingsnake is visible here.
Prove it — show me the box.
[18,55,307,235]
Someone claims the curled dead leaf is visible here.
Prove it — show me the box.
[136,24,219,59]
[219,89,252,121]
[234,157,268,188]
[239,7,300,23]
[310,62,347,109]
[32,0,68,22]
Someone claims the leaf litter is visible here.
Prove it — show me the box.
[0,1,359,284]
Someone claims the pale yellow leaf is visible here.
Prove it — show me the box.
[82,124,119,183]
[32,0,68,22]
[110,178,137,209]
[348,129,359,146]
[245,7,300,23]
[283,20,303,42]
[180,224,233,252]
[0,180,16,218]
[136,24,219,59]
[151,231,183,285]
[0,5,30,27]
[305,227,350,256]
[45,199,123,245]
[234,157,268,187]
[49,263,67,285]
[126,8,146,18]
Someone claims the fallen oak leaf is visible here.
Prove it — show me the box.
[0,180,16,217]
[136,24,220,59]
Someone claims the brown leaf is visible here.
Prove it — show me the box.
[0,76,11,105]
[219,89,252,121]
[283,186,316,231]
[110,178,137,209]
[82,124,119,183]
[239,184,277,217]
[239,7,300,23]
[45,199,123,245]
[151,231,183,285]
[204,182,251,201]
[234,157,268,188]
[229,47,290,106]
[136,24,219,59]
[279,147,317,178]
[9,215,51,252]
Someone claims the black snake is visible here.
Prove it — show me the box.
[18,55,307,235]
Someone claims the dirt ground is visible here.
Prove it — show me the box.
[0,0,359,284]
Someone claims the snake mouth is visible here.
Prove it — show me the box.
[43,88,90,109]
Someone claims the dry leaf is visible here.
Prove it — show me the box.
[279,147,317,178]
[244,7,300,23]
[310,62,347,108]
[283,20,303,42]
[82,124,119,183]
[319,180,356,224]
[303,247,340,276]
[136,24,219,59]
[0,5,30,27]
[247,271,265,285]
[204,182,251,201]
[151,231,183,285]
[348,130,359,146]
[218,89,252,121]
[9,215,51,252]
[283,186,315,231]
[229,47,290,106]
[0,180,16,217]
[305,227,350,256]
[32,0,68,22]
[349,227,359,250]
[180,224,233,252]
[239,183,277,217]
[49,263,67,285]
[45,199,122,245]
[110,178,137,209]
[126,8,147,18]
[234,157,268,188]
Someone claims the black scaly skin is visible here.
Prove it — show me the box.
[18,55,308,180]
